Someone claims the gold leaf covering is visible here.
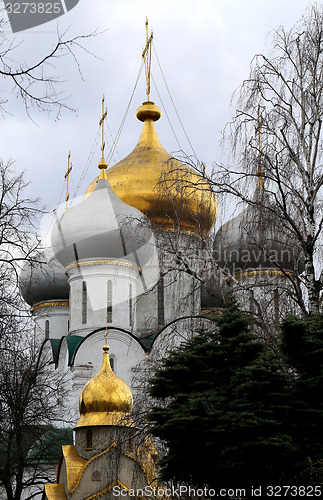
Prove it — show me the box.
[85,101,216,234]
[44,484,67,500]
[75,344,133,428]
[60,445,86,492]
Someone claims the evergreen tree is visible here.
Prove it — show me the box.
[280,313,323,482]
[147,301,296,490]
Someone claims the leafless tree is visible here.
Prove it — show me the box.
[220,4,323,315]
[0,159,41,280]
[0,7,100,291]
[0,12,98,119]
[0,161,67,499]
[0,312,71,500]
[170,5,323,317]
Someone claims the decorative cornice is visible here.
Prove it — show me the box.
[31,301,69,312]
[230,269,290,280]
[65,259,139,272]
[201,309,223,316]
[153,223,203,238]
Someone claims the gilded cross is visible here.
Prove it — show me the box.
[65,152,72,210]
[142,18,153,101]
[99,96,108,164]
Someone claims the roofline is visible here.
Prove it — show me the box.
[149,314,209,350]
[70,326,148,365]
[43,316,213,367]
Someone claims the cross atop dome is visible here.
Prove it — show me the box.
[64,152,72,210]
[142,18,153,102]
[98,95,108,177]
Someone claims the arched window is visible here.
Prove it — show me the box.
[157,276,164,328]
[86,429,92,450]
[45,320,49,339]
[69,289,71,329]
[110,356,115,373]
[191,277,196,313]
[274,289,279,326]
[129,284,133,327]
[107,280,112,323]
[249,289,255,314]
[82,281,87,324]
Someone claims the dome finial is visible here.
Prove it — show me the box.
[136,20,161,122]
[64,152,72,210]
[142,17,153,102]
[98,95,108,178]
[255,105,265,189]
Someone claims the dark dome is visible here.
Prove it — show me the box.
[20,248,69,306]
[213,190,304,276]
[51,178,154,268]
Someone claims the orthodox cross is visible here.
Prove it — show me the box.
[99,95,108,165]
[142,18,153,101]
[65,152,72,210]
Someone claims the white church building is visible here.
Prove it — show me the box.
[20,95,217,423]
[19,26,302,428]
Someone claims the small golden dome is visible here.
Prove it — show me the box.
[85,101,216,234]
[75,344,133,428]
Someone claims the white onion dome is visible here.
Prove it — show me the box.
[51,177,154,268]
[19,248,69,306]
[213,189,305,276]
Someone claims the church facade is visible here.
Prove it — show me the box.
[18,25,304,498]
[20,99,302,425]
[43,342,159,499]
[20,97,217,424]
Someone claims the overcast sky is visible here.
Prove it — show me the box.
[0,0,313,219]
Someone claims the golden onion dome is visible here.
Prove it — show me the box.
[85,101,217,234]
[75,344,133,428]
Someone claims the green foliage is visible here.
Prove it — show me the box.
[26,426,73,464]
[148,301,296,489]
